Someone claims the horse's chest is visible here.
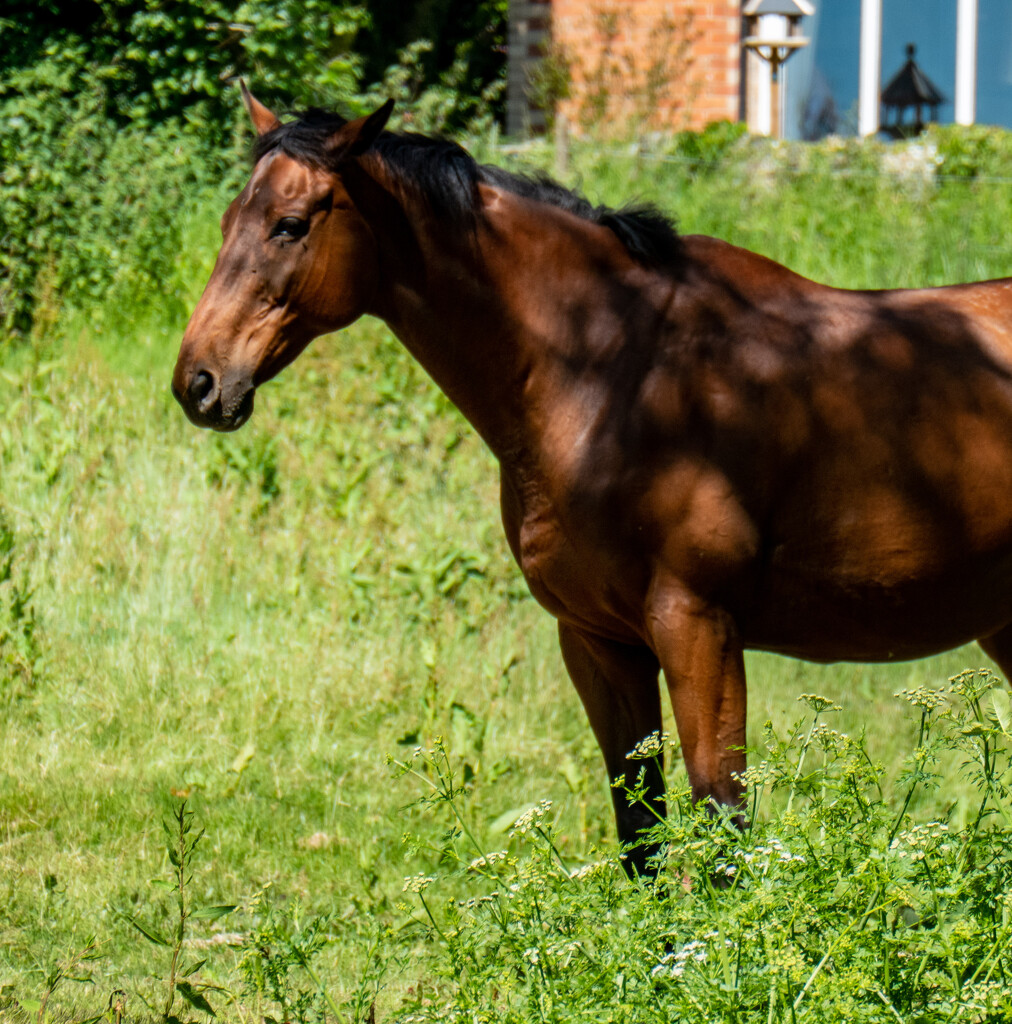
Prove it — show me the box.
[515,510,573,611]
[499,473,642,640]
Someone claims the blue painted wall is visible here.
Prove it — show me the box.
[977,1,1012,126]
[785,0,1012,138]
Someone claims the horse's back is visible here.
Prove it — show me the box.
[681,234,1012,366]
[656,237,1012,659]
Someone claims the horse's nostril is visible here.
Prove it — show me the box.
[191,370,214,400]
[190,369,217,410]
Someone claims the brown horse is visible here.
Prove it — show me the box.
[174,90,1012,876]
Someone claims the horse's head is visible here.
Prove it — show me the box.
[172,86,393,431]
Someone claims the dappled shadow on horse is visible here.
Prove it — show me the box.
[173,89,1012,878]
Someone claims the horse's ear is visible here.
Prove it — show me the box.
[240,80,280,136]
[326,99,395,162]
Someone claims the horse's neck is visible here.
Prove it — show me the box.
[365,179,661,463]
[374,239,526,455]
[360,181,532,457]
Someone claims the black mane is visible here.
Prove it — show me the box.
[253,109,682,269]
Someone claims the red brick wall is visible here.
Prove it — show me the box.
[550,0,741,132]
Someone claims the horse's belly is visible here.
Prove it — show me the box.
[742,548,1012,662]
[741,444,1012,661]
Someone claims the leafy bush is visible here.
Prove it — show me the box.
[928,123,1012,181]
[361,39,506,136]
[668,119,749,174]
[1,0,505,132]
[0,0,368,127]
[0,0,507,339]
[358,0,507,128]
[0,48,240,336]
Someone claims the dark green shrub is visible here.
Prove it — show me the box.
[670,118,748,174]
[0,49,239,336]
[927,123,1012,181]
[0,0,369,128]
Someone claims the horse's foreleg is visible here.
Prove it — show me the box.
[979,622,1012,680]
[646,589,747,819]
[557,622,664,878]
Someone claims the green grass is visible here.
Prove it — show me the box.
[2,140,1012,1021]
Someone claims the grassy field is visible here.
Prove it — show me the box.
[3,138,1012,1021]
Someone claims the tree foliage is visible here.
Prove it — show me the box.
[0,0,507,337]
[360,0,507,125]
[0,0,505,127]
[1,0,367,126]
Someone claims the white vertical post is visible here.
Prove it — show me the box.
[859,0,882,136]
[955,0,978,125]
[747,48,773,136]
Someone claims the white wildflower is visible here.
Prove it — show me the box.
[733,760,774,787]
[627,731,672,760]
[460,891,500,909]
[402,873,436,894]
[509,800,552,837]
[798,693,842,713]
[570,860,611,881]
[896,686,947,711]
[468,850,508,871]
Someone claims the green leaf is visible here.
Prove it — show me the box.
[559,756,582,794]
[181,958,207,977]
[489,806,528,835]
[992,689,1012,734]
[230,742,256,774]
[190,904,236,921]
[176,981,216,1017]
[126,917,169,946]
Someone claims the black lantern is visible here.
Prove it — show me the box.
[881,44,945,138]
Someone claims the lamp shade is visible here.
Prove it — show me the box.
[743,0,814,17]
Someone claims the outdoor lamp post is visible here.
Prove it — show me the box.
[743,0,814,139]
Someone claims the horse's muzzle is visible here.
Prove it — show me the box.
[171,364,255,432]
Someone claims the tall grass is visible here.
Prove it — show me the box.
[1,135,1011,1020]
[391,677,1012,1022]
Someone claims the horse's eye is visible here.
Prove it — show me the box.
[271,217,308,240]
